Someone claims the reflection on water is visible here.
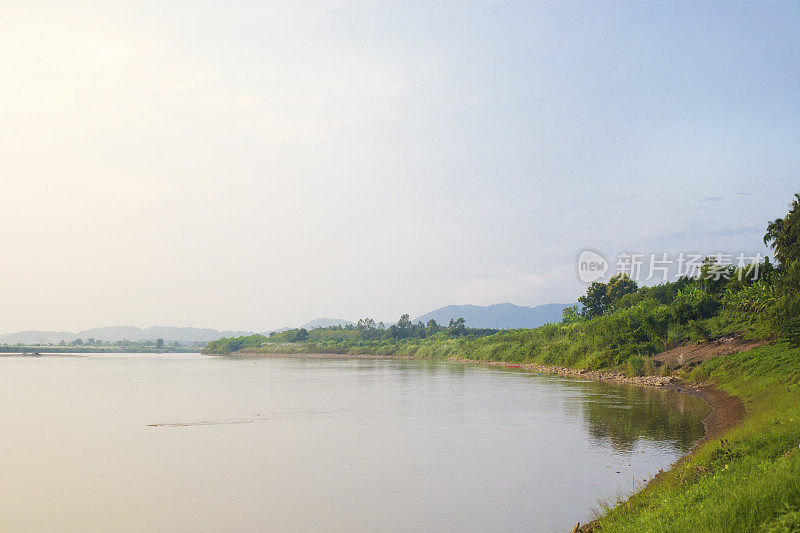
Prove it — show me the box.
[0,354,709,533]
[578,383,708,453]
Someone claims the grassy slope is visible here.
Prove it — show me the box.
[595,342,800,532]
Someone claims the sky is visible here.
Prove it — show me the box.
[1,1,799,333]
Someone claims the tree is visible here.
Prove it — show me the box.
[425,319,440,335]
[295,328,309,341]
[561,305,580,323]
[156,338,164,349]
[397,314,413,338]
[764,193,800,268]
[699,256,733,295]
[357,318,376,330]
[357,318,379,340]
[607,274,638,305]
[448,317,467,336]
[765,193,800,345]
[579,281,610,318]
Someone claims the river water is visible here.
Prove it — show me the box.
[0,353,708,532]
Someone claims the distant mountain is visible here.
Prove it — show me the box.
[0,330,78,345]
[266,327,293,334]
[413,303,576,330]
[0,326,254,345]
[300,318,355,329]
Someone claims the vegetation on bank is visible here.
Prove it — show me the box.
[204,262,778,374]
[203,316,499,355]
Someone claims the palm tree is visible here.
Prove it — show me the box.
[764,193,800,266]
[763,217,783,249]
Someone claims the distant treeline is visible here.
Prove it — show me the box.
[0,337,201,348]
[203,316,498,354]
[0,337,201,353]
[0,345,198,354]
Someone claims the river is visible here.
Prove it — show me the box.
[0,353,709,532]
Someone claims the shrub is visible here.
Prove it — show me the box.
[626,355,645,377]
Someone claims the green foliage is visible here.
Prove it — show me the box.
[626,354,645,377]
[764,193,800,268]
[202,316,498,355]
[579,274,638,317]
[608,273,639,307]
[561,304,581,323]
[671,284,722,324]
[579,280,611,317]
[204,334,269,354]
[724,278,777,313]
[699,256,734,295]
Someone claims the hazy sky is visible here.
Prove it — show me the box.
[2,1,799,332]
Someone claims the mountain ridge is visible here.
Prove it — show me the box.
[299,318,355,329]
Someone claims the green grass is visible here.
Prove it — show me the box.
[595,342,800,532]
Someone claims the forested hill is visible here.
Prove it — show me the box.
[413,303,575,329]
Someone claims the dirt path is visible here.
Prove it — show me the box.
[654,333,770,367]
